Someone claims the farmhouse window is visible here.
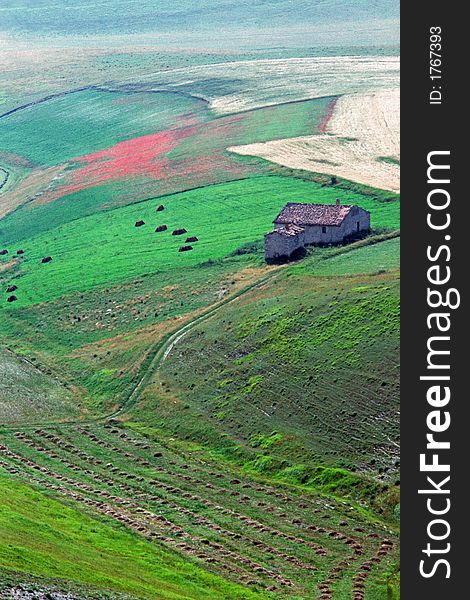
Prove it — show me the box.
[322,226,327,234]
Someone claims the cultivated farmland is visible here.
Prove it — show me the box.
[1,4,400,595]
[143,57,399,114]
[229,90,400,192]
[0,176,399,306]
[0,91,332,222]
[0,420,399,599]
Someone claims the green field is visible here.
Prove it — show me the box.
[0,18,400,595]
[0,423,399,599]
[0,176,399,307]
[292,236,400,277]
[0,476,263,600]
[0,165,401,598]
[0,90,205,166]
[0,94,333,235]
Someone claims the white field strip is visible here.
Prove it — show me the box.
[228,88,400,192]
[132,56,400,114]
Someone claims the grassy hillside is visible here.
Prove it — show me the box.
[0,475,263,600]
[0,184,400,599]
[138,242,399,488]
[0,261,273,418]
[0,176,399,306]
[0,90,330,167]
[0,24,400,594]
[0,349,84,424]
[0,95,332,230]
[291,237,400,276]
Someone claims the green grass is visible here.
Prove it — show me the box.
[0,176,399,307]
[0,422,399,599]
[0,90,204,166]
[0,86,400,597]
[0,258,267,416]
[236,97,334,144]
[0,475,265,600]
[150,261,400,491]
[0,95,333,243]
[292,236,400,276]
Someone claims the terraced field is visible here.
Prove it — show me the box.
[0,423,398,599]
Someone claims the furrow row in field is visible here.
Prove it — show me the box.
[0,423,397,598]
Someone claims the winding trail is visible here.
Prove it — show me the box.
[0,267,281,432]
[0,168,9,191]
[110,267,280,420]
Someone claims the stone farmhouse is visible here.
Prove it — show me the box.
[264,199,370,262]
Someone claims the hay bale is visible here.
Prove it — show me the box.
[135,220,145,227]
[172,228,187,236]
[185,236,198,243]
[6,285,17,293]
[155,225,167,232]
[7,295,17,302]
[178,245,193,252]
[156,204,165,212]
[41,256,52,263]
[0,249,8,255]
[16,249,24,255]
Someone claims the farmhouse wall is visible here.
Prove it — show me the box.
[301,207,370,245]
[343,206,371,234]
[265,203,371,261]
[264,230,304,260]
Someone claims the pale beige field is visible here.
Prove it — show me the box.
[228,89,400,192]
[141,56,400,114]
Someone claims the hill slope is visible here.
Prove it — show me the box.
[138,239,400,486]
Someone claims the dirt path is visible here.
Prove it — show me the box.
[1,268,282,432]
[228,89,400,192]
[111,268,281,419]
[0,164,67,220]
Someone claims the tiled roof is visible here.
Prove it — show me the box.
[268,224,304,238]
[274,202,353,226]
